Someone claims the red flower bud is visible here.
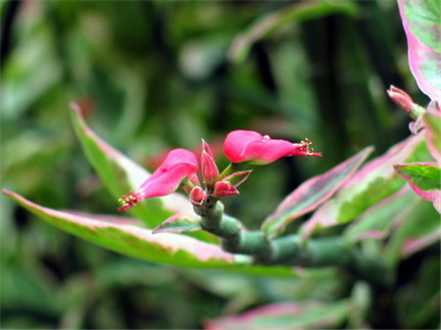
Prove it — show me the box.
[387,85,415,113]
[213,181,239,198]
[190,186,207,205]
[200,140,219,185]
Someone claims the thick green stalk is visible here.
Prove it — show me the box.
[194,200,392,286]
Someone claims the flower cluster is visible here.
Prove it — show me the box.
[118,130,320,211]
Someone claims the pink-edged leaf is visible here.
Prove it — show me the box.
[385,198,440,264]
[205,301,349,330]
[301,133,430,238]
[394,162,441,213]
[152,214,201,234]
[423,110,441,163]
[2,189,296,277]
[344,187,418,243]
[397,0,441,101]
[70,103,195,228]
[402,228,441,256]
[262,147,373,238]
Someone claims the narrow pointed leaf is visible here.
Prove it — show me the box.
[344,188,418,243]
[2,190,296,277]
[398,0,441,101]
[229,0,358,63]
[206,301,349,330]
[70,104,195,228]
[385,199,441,264]
[301,133,430,238]
[262,147,373,238]
[394,162,441,213]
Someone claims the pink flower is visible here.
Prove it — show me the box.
[223,130,321,164]
[118,148,198,211]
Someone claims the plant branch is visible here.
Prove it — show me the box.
[194,199,392,287]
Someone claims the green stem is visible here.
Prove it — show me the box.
[194,200,392,287]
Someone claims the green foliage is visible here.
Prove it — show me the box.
[395,163,441,190]
[403,0,441,52]
[70,105,174,227]
[3,189,296,277]
[262,147,373,238]
[208,300,350,329]
[301,134,432,238]
[2,0,440,328]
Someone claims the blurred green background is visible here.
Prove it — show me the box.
[1,0,439,329]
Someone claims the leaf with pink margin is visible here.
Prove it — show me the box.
[394,162,441,213]
[423,110,441,163]
[70,103,195,228]
[152,214,201,234]
[344,187,418,243]
[205,300,349,330]
[301,133,430,238]
[385,198,440,264]
[1,189,297,277]
[262,147,373,238]
[397,0,441,101]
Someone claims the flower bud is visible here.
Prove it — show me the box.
[200,140,219,185]
[190,186,207,205]
[201,139,214,157]
[213,181,239,198]
[387,85,425,118]
[387,85,414,112]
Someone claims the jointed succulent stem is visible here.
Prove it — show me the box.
[194,200,392,287]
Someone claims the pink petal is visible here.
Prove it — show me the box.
[119,149,198,211]
[224,130,320,164]
[224,130,262,163]
[139,148,198,196]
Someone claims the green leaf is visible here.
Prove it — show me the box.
[70,103,195,228]
[424,110,441,162]
[395,162,441,213]
[262,147,373,238]
[229,0,358,63]
[398,0,441,101]
[395,162,441,190]
[2,189,296,277]
[402,0,441,53]
[152,215,201,234]
[301,134,431,238]
[385,199,441,265]
[344,188,418,243]
[206,300,349,330]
